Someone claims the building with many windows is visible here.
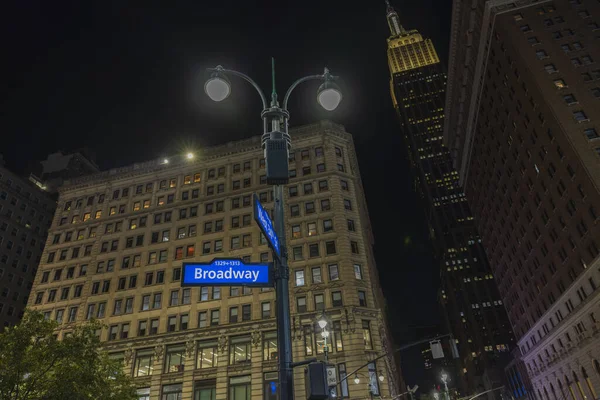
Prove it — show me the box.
[444,0,600,396]
[0,158,55,329]
[384,1,515,395]
[27,120,401,400]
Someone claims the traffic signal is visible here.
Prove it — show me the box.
[305,362,329,400]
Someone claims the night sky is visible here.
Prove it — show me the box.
[2,0,452,386]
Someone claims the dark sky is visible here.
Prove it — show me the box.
[1,0,451,386]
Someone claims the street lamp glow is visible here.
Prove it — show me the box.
[378,373,385,382]
[205,75,231,102]
[321,329,330,339]
[318,317,328,329]
[354,375,360,385]
[317,81,342,111]
[162,158,169,164]
[441,373,448,381]
[186,152,194,160]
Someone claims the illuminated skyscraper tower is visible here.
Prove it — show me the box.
[385,1,515,395]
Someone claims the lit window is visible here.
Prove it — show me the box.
[553,79,567,88]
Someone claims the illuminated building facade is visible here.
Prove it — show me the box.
[384,1,515,395]
[27,121,401,400]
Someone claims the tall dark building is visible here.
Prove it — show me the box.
[444,0,600,398]
[0,151,98,330]
[384,1,515,395]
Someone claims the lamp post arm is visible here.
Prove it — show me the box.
[337,333,452,388]
[208,66,269,109]
[282,74,325,111]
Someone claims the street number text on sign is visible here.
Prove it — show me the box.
[181,258,273,287]
[253,194,281,259]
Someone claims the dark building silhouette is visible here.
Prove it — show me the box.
[0,150,98,330]
[384,1,515,395]
[444,0,600,397]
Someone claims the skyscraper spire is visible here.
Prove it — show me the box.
[385,0,405,37]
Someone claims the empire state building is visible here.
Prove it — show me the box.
[385,1,515,395]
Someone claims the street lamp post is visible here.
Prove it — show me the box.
[441,372,450,400]
[204,59,342,400]
[317,313,330,364]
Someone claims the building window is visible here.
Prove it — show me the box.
[332,291,343,307]
[292,225,301,238]
[229,376,251,400]
[197,340,218,369]
[297,297,307,313]
[134,348,154,377]
[325,241,336,255]
[263,331,278,361]
[211,310,220,326]
[312,267,322,284]
[162,383,183,400]
[164,344,186,373]
[293,246,303,260]
[309,243,320,257]
[304,326,313,355]
[230,336,252,364]
[573,111,589,122]
[563,94,578,105]
[304,183,313,195]
[544,64,558,73]
[295,270,305,286]
[358,291,367,307]
[362,320,373,349]
[241,304,251,321]
[329,264,339,281]
[536,50,548,59]
[354,264,363,279]
[314,294,324,310]
[350,241,359,254]
[229,307,238,323]
[262,302,271,319]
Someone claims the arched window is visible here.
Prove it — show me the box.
[565,375,576,400]
[572,371,586,400]
[581,366,597,399]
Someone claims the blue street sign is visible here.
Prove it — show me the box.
[181,258,273,287]
[254,194,281,259]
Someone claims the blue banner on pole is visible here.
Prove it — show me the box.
[181,259,273,287]
[254,194,281,259]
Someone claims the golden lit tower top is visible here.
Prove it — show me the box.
[385,0,440,75]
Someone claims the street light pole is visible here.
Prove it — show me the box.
[441,373,450,400]
[204,60,342,400]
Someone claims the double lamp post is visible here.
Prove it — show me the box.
[204,59,343,400]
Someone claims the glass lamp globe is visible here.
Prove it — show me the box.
[205,75,231,102]
[317,81,342,111]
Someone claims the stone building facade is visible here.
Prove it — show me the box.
[27,121,400,400]
[521,257,600,400]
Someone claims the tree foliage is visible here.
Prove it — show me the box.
[0,310,138,400]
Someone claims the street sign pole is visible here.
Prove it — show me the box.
[254,193,293,400]
[273,184,293,400]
